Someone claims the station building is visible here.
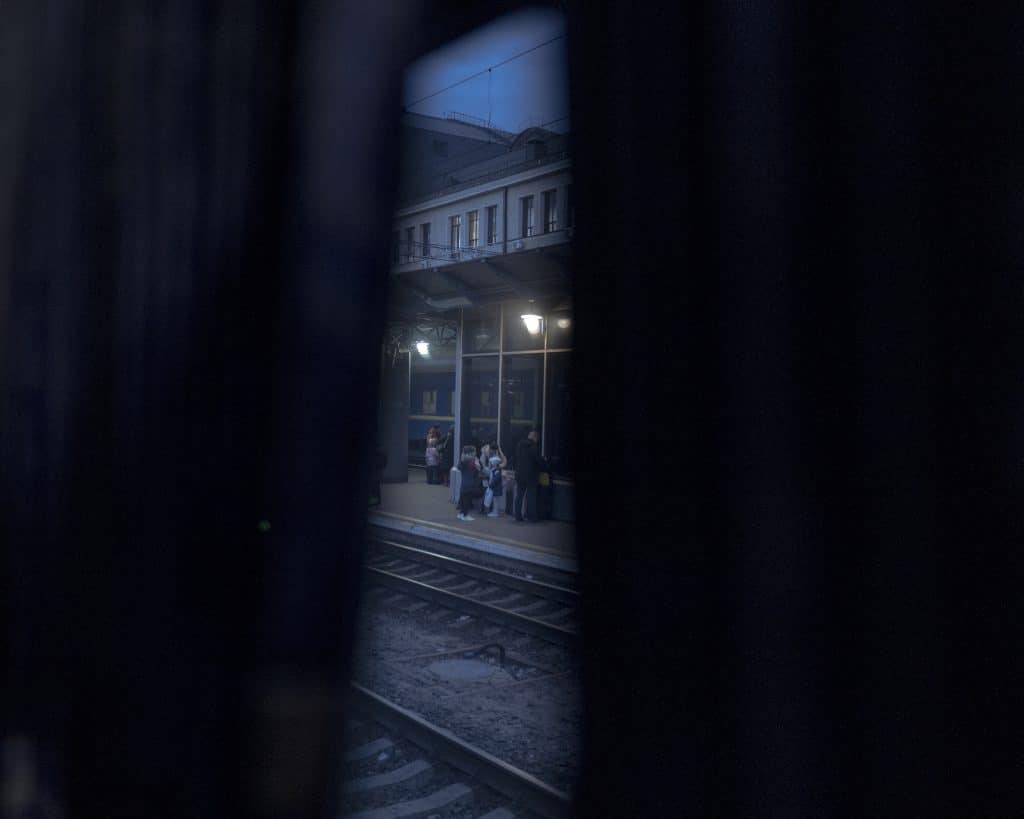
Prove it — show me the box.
[378,112,574,520]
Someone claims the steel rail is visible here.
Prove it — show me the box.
[362,565,578,648]
[367,536,580,606]
[348,681,572,819]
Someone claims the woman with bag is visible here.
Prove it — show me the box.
[456,446,482,521]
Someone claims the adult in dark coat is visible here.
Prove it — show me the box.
[513,429,542,522]
[437,426,454,486]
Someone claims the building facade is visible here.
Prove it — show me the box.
[379,113,574,519]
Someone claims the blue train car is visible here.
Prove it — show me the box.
[407,369,455,464]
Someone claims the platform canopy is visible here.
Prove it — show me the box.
[386,240,572,322]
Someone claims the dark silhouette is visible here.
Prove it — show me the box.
[513,429,542,522]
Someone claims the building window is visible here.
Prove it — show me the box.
[392,230,400,264]
[521,195,534,238]
[405,227,415,261]
[449,214,461,253]
[543,189,557,234]
[420,222,431,258]
[468,210,479,248]
[486,205,498,244]
[565,184,574,228]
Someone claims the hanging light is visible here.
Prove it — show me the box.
[415,341,430,356]
[556,317,571,329]
[520,313,543,335]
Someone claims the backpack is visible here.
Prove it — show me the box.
[489,466,503,492]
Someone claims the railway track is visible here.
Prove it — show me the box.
[342,682,572,819]
[362,538,580,648]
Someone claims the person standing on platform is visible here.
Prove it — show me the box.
[438,425,454,486]
[425,433,440,484]
[457,445,482,521]
[484,453,505,517]
[513,429,542,522]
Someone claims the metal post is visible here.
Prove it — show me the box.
[453,309,464,459]
[407,349,413,472]
[539,314,549,457]
[496,307,504,452]
[541,352,548,458]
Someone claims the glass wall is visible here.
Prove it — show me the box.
[546,309,573,350]
[500,354,543,466]
[502,302,545,351]
[463,304,500,353]
[544,352,573,477]
[461,301,574,478]
[461,355,499,453]
[408,342,456,465]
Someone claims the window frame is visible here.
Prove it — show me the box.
[521,195,534,238]
[449,213,461,253]
[420,222,431,258]
[543,189,557,234]
[486,204,498,245]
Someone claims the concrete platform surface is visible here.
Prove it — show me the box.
[368,468,576,573]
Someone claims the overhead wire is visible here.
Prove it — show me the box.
[401,34,567,113]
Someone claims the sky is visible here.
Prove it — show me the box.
[401,8,570,135]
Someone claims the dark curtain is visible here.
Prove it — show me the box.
[1,1,418,816]
[569,2,1023,816]
[2,0,1021,817]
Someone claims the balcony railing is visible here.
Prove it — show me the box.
[396,149,571,208]
[395,241,503,266]
[392,229,574,270]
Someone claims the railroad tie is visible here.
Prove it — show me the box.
[481,593,525,607]
[536,607,575,621]
[402,568,444,581]
[342,759,432,794]
[476,808,517,819]
[443,579,478,593]
[343,736,394,763]
[505,599,550,615]
[345,782,473,819]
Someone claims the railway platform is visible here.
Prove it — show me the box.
[369,467,577,575]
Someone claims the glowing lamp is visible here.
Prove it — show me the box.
[415,341,429,356]
[520,314,543,335]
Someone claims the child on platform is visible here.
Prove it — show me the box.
[483,454,504,517]
[425,435,440,484]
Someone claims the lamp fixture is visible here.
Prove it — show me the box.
[556,317,571,329]
[415,341,430,356]
[520,313,543,335]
